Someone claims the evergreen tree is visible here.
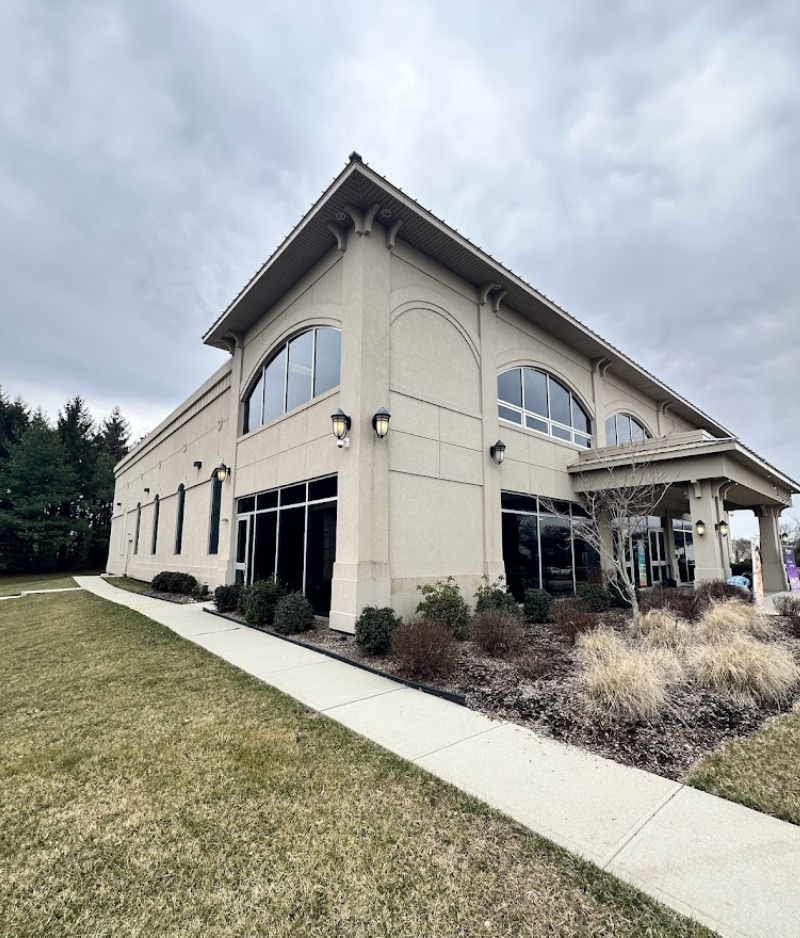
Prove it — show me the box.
[100,406,131,464]
[1,415,77,571]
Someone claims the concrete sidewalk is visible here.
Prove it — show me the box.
[76,576,800,938]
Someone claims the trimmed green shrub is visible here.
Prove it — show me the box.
[236,585,251,616]
[243,579,286,626]
[523,588,553,624]
[474,576,520,616]
[214,584,242,614]
[416,577,471,639]
[151,571,198,595]
[355,606,402,656]
[273,592,315,635]
[576,583,612,612]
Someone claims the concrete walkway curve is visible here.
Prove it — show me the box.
[75,576,800,938]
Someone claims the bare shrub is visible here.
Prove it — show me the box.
[470,610,523,658]
[692,580,751,617]
[640,609,691,650]
[551,597,598,646]
[391,618,458,680]
[774,596,800,636]
[577,629,682,721]
[640,586,695,620]
[696,599,775,644]
[515,651,552,681]
[689,635,800,705]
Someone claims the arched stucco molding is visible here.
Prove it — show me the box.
[602,399,656,438]
[390,300,481,368]
[240,316,342,400]
[496,357,596,422]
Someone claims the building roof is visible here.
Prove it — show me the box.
[202,154,735,439]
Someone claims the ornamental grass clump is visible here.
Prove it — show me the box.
[774,596,800,636]
[391,618,458,679]
[695,599,774,644]
[577,628,682,722]
[689,634,800,705]
[640,609,692,651]
[469,610,523,658]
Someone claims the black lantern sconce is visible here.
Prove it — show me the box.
[490,440,506,465]
[695,519,706,536]
[715,520,729,537]
[213,464,230,483]
[331,409,351,448]
[372,408,391,439]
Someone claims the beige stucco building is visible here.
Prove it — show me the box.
[107,154,799,630]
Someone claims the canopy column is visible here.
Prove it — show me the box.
[757,505,788,593]
[689,480,727,583]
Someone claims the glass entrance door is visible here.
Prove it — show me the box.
[234,516,251,585]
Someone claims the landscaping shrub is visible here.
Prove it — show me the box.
[150,571,198,595]
[523,588,553,624]
[692,580,750,617]
[355,606,402,656]
[391,618,458,679]
[695,599,774,644]
[606,579,633,608]
[474,577,520,615]
[577,628,682,721]
[214,584,242,613]
[236,584,251,616]
[551,597,598,645]
[470,610,523,657]
[774,595,800,636]
[416,578,471,639]
[515,650,551,681]
[243,579,287,626]
[689,634,800,705]
[273,592,315,635]
[639,586,694,619]
[640,609,691,650]
[576,583,612,612]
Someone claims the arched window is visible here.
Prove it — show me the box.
[174,485,186,555]
[134,503,141,554]
[605,413,651,446]
[151,495,160,554]
[243,326,341,434]
[208,476,222,555]
[498,367,592,447]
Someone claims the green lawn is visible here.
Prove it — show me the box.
[687,704,800,826]
[0,570,87,596]
[0,592,714,938]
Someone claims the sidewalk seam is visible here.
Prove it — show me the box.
[600,784,684,870]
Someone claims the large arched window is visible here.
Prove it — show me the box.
[605,413,651,446]
[243,326,341,434]
[498,367,592,448]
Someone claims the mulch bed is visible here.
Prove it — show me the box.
[222,607,800,782]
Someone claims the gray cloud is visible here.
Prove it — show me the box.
[1,0,798,531]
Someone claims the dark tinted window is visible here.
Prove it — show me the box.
[309,476,337,501]
[314,328,341,396]
[245,372,264,433]
[174,486,185,555]
[499,405,522,424]
[280,483,306,506]
[523,369,548,417]
[501,492,538,513]
[502,513,540,600]
[286,330,314,412]
[497,369,522,407]
[548,378,571,425]
[257,491,278,510]
[277,506,305,592]
[540,516,573,595]
[208,477,223,554]
[237,496,256,514]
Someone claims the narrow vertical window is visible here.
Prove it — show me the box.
[174,485,185,555]
[151,495,160,554]
[134,503,141,554]
[208,477,222,555]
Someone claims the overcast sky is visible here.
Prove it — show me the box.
[2,0,798,534]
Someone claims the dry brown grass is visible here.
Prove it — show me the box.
[695,599,774,643]
[689,634,800,705]
[0,592,715,938]
[577,629,683,722]
[515,650,552,681]
[640,609,692,650]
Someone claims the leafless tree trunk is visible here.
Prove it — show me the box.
[542,443,672,638]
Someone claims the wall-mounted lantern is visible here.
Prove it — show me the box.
[715,520,729,537]
[490,440,506,465]
[372,407,391,439]
[781,531,790,544]
[695,519,706,536]
[213,464,230,483]
[331,409,351,448]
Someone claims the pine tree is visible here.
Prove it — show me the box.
[2,416,77,570]
[100,407,131,464]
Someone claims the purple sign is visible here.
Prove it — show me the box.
[783,546,800,592]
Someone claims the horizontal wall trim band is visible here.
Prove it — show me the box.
[203,607,467,706]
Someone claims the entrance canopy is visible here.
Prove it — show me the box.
[567,430,799,590]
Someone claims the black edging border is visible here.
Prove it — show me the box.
[203,607,467,707]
